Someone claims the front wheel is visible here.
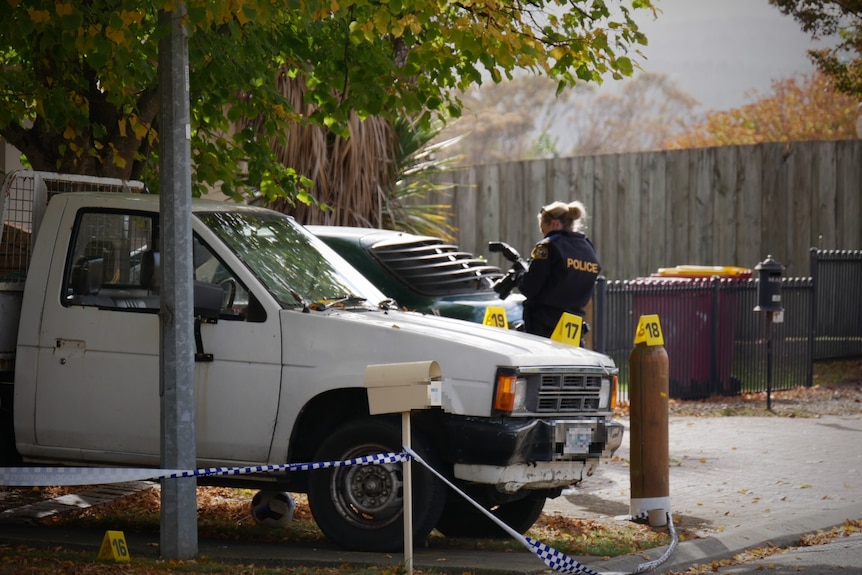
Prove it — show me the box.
[307,418,446,552]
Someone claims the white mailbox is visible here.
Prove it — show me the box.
[365,360,442,415]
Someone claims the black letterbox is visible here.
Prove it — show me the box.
[754,255,784,312]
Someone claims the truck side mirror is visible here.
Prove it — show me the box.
[194,281,223,320]
[754,255,784,313]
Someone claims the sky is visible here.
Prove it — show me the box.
[626,0,830,113]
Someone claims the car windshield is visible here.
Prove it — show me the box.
[196,210,389,309]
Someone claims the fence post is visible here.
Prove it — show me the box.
[594,276,607,354]
[710,277,720,396]
[808,248,818,387]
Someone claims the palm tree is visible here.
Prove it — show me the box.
[247,73,461,240]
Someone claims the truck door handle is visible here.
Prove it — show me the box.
[54,338,86,363]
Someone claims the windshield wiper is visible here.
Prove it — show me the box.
[310,295,368,311]
[286,289,311,313]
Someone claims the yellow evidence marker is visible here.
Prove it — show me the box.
[482,306,509,329]
[551,312,584,347]
[634,314,665,346]
[98,530,131,562]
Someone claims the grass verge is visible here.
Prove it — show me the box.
[36,486,670,559]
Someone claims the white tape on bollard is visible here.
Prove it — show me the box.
[0,452,409,487]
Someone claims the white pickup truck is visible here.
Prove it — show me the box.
[0,171,622,551]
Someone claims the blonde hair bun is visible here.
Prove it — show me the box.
[539,200,588,232]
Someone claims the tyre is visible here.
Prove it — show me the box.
[0,400,21,466]
[435,493,546,538]
[307,418,446,552]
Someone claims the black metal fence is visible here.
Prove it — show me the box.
[593,249,862,400]
[811,249,862,361]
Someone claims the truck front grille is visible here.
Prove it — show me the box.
[533,372,604,414]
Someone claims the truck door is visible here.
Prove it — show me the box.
[33,208,281,467]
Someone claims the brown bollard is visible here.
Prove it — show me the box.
[629,339,670,526]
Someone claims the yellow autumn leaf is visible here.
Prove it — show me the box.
[112,147,128,169]
[235,9,250,25]
[63,126,76,140]
[105,27,125,45]
[120,10,144,26]
[799,483,811,489]
[408,16,422,35]
[118,118,127,138]
[28,8,51,24]
[132,119,150,141]
[550,46,567,60]
[373,12,390,32]
[55,2,74,17]
[699,458,706,463]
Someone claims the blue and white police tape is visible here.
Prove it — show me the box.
[0,452,409,487]
[2,449,679,575]
[405,446,679,575]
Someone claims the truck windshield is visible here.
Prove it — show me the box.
[196,210,389,309]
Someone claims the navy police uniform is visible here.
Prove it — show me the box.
[519,230,601,338]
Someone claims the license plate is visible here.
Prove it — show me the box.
[564,425,593,454]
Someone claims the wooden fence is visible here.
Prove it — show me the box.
[429,140,862,280]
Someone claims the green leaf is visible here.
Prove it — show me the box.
[616,56,634,77]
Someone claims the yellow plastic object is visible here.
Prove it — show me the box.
[652,265,752,279]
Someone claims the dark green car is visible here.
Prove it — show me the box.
[306,226,525,330]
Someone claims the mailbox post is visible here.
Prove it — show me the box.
[365,361,442,575]
[754,256,784,411]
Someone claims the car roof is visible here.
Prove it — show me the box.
[306,225,506,297]
[305,225,436,249]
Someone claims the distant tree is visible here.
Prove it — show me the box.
[433,75,569,165]
[769,0,862,98]
[436,72,697,164]
[662,72,859,149]
[564,73,698,155]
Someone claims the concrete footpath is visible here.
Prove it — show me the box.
[548,414,862,573]
[1,415,861,574]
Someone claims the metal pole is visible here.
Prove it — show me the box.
[158,2,197,560]
[766,315,773,412]
[402,412,413,575]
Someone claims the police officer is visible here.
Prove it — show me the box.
[519,200,601,338]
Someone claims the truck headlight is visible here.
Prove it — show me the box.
[494,373,527,413]
[599,376,618,410]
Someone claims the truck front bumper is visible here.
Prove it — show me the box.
[444,415,623,464]
[443,415,624,491]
